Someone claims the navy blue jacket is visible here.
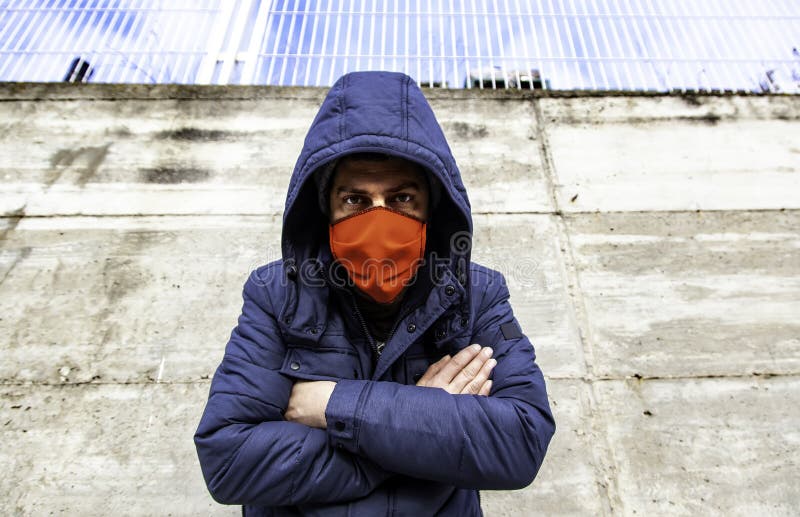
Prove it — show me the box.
[195,71,555,516]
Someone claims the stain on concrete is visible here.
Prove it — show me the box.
[0,207,28,287]
[95,231,155,353]
[48,143,112,187]
[648,113,723,126]
[0,206,25,242]
[681,94,704,107]
[0,246,31,287]
[696,112,721,125]
[774,112,799,121]
[444,121,489,139]
[101,257,137,304]
[108,126,132,137]
[549,114,726,126]
[156,127,233,141]
[139,166,211,184]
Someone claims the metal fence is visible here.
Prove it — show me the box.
[1,0,798,92]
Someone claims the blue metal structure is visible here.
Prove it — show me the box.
[0,0,798,92]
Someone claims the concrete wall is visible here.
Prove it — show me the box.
[1,83,798,516]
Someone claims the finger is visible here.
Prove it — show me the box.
[478,379,493,397]
[433,344,482,384]
[449,347,493,393]
[459,357,496,395]
[417,355,450,386]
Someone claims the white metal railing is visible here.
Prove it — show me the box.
[0,0,798,92]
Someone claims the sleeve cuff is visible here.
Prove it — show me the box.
[325,379,370,453]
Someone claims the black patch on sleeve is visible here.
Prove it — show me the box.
[500,320,523,340]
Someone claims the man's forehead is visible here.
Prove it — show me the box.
[333,156,426,183]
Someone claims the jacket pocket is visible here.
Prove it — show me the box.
[280,346,360,382]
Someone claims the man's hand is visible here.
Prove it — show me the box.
[416,344,495,396]
[285,380,336,429]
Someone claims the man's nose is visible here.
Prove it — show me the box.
[372,196,387,208]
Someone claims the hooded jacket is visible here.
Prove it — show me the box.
[194,71,555,516]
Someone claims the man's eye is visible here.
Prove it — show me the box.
[392,193,413,203]
[343,195,363,205]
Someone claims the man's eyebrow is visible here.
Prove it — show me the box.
[335,186,370,194]
[386,181,420,192]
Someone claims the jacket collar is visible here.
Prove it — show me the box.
[279,250,467,377]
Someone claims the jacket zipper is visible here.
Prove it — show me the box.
[349,291,423,363]
[348,290,382,360]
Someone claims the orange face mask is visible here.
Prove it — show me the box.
[329,206,427,304]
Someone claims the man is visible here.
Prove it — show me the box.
[195,71,554,516]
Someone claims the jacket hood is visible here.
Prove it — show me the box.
[281,71,472,287]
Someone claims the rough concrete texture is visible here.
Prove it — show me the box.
[541,96,800,213]
[0,83,798,516]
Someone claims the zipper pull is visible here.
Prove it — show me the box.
[375,340,386,355]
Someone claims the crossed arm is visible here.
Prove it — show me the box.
[195,272,554,506]
[285,344,497,428]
